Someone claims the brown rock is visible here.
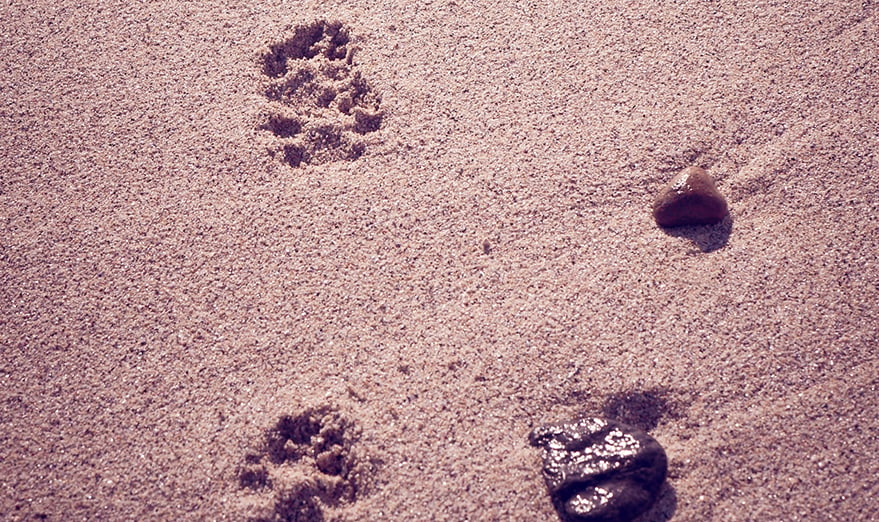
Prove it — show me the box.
[653,166,728,227]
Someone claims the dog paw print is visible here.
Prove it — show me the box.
[259,21,383,167]
[237,407,367,521]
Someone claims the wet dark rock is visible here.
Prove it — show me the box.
[529,417,668,522]
[653,166,728,227]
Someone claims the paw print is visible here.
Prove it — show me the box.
[237,407,367,521]
[259,21,383,167]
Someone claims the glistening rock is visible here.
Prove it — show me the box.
[529,417,668,522]
[653,166,728,227]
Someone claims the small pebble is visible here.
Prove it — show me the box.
[653,166,728,227]
[529,417,667,522]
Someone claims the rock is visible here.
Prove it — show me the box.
[653,166,728,227]
[529,417,668,522]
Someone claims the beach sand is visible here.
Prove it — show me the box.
[2,0,878,520]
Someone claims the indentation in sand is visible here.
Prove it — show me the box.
[258,21,383,168]
[236,406,372,521]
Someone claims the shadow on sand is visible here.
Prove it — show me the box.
[661,214,733,253]
[601,389,671,432]
[633,481,678,522]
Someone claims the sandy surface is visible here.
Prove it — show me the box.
[2,0,879,520]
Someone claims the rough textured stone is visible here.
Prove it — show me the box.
[529,418,667,522]
[653,166,728,227]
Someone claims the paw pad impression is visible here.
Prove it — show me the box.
[259,21,383,167]
[237,406,366,521]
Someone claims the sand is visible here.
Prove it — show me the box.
[2,0,878,520]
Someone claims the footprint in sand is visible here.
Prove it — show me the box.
[237,406,369,521]
[259,21,383,167]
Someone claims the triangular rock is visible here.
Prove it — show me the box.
[653,166,728,227]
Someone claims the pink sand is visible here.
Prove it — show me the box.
[2,0,878,520]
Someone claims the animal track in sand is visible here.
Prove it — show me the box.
[259,21,383,167]
[237,406,369,521]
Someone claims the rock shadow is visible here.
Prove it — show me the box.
[632,481,677,522]
[601,389,672,432]
[660,213,733,253]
